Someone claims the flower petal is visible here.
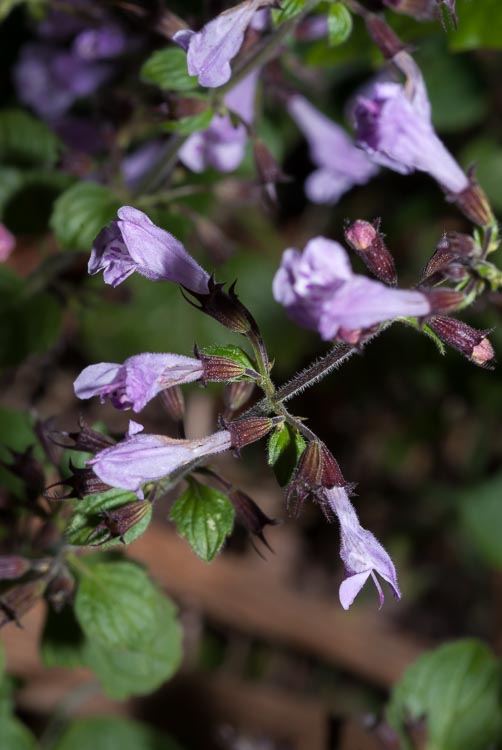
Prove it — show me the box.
[339,570,371,610]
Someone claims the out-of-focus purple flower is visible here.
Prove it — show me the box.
[88,206,210,293]
[37,2,89,41]
[0,224,15,262]
[74,353,204,412]
[288,96,378,205]
[273,237,431,340]
[73,24,129,60]
[121,140,166,190]
[353,51,468,195]
[13,43,111,120]
[88,428,232,497]
[324,487,401,609]
[53,115,106,155]
[173,0,269,88]
[179,71,258,174]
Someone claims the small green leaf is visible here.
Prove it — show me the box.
[74,556,164,650]
[327,3,353,46]
[41,606,87,669]
[53,716,181,750]
[271,0,305,24]
[141,47,198,91]
[169,481,234,562]
[164,109,214,136]
[387,639,502,750]
[0,109,60,166]
[200,344,255,371]
[83,594,182,700]
[66,488,152,548]
[267,423,306,487]
[50,182,121,251]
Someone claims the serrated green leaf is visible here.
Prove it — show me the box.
[459,473,502,568]
[327,2,352,46]
[141,47,198,91]
[53,717,181,750]
[271,0,305,24]
[200,344,254,371]
[267,423,306,487]
[387,639,502,750]
[421,324,446,356]
[41,605,87,669]
[67,488,152,548]
[83,594,182,700]
[0,109,60,166]
[74,557,164,650]
[50,182,121,251]
[164,108,214,136]
[169,481,234,562]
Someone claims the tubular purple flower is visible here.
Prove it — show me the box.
[353,51,469,195]
[288,96,378,205]
[179,71,258,174]
[88,206,210,293]
[72,24,129,60]
[273,237,431,340]
[324,487,401,609]
[74,353,204,413]
[88,428,233,497]
[173,0,270,88]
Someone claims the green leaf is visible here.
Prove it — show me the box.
[83,594,182,700]
[267,423,306,487]
[141,47,198,91]
[271,0,305,24]
[421,324,446,356]
[327,3,353,46]
[66,488,152,548]
[41,606,87,669]
[459,473,502,567]
[450,0,502,51]
[50,182,121,251]
[169,481,234,562]
[53,717,181,750]
[0,717,37,750]
[387,639,502,750]
[200,344,255,371]
[0,109,60,166]
[0,167,23,219]
[74,556,165,650]
[164,109,214,136]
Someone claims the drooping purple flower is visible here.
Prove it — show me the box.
[88,206,210,293]
[72,24,129,60]
[74,353,204,412]
[353,51,469,195]
[173,0,270,88]
[288,96,378,205]
[13,43,111,120]
[179,71,258,174]
[88,427,232,497]
[273,236,431,340]
[0,224,15,262]
[324,486,401,609]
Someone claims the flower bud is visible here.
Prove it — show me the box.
[49,416,115,453]
[195,345,260,383]
[285,441,346,515]
[224,381,256,417]
[88,500,151,545]
[345,219,397,286]
[229,488,278,551]
[451,173,495,228]
[422,232,476,282]
[427,316,495,368]
[0,555,31,581]
[44,461,111,500]
[227,416,284,451]
[0,580,46,628]
[185,277,257,335]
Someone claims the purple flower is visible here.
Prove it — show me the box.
[88,206,210,293]
[13,43,111,120]
[325,487,401,609]
[179,71,258,174]
[173,0,269,88]
[353,51,468,195]
[0,224,15,262]
[273,237,431,340]
[121,140,166,189]
[288,96,378,205]
[88,427,232,497]
[74,353,204,412]
[72,24,129,60]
